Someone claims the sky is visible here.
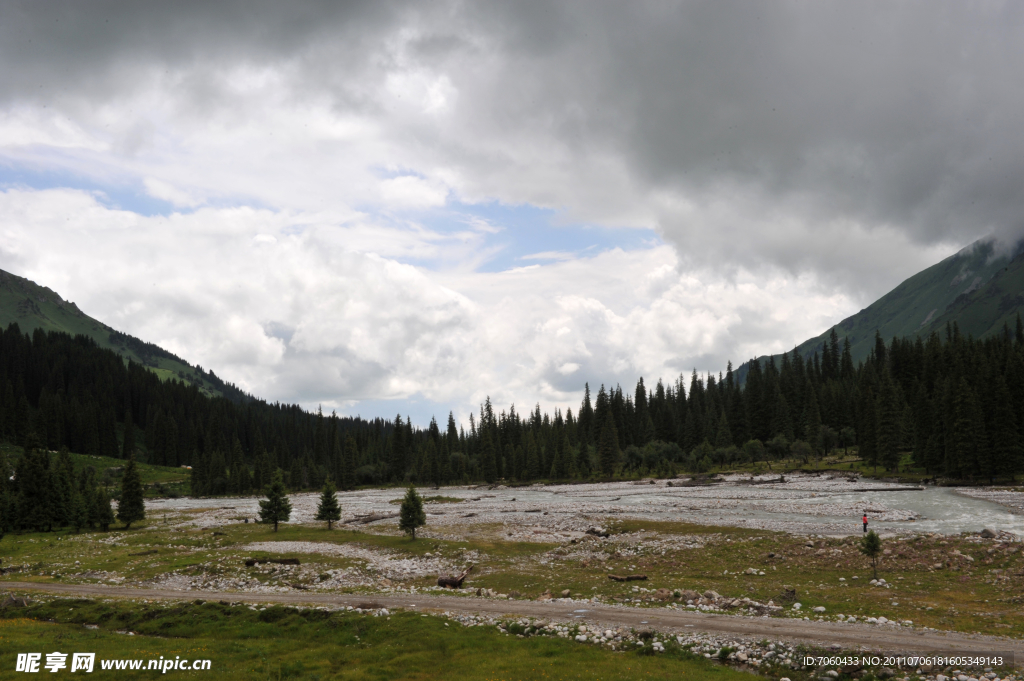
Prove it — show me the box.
[0,1,1021,426]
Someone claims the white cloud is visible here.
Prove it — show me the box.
[1,3,1012,421]
[0,188,858,421]
[143,177,204,208]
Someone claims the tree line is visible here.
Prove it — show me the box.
[1,319,1022,500]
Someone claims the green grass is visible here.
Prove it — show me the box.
[2,506,1023,639]
[0,598,751,680]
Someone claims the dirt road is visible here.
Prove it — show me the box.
[3,581,1021,662]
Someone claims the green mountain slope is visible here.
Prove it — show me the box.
[739,238,1024,379]
[0,268,247,402]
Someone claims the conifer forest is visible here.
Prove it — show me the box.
[1,316,1023,533]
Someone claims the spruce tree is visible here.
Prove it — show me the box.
[94,488,115,531]
[117,452,146,529]
[480,429,498,483]
[315,478,341,529]
[597,409,619,477]
[876,372,901,471]
[343,435,358,490]
[398,486,426,539]
[802,381,822,456]
[258,470,292,531]
[70,491,88,533]
[0,448,8,538]
[859,529,883,580]
[991,377,1023,481]
[16,436,51,532]
[950,378,978,479]
[121,409,135,460]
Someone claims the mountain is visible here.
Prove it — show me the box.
[738,238,1024,380]
[0,268,247,402]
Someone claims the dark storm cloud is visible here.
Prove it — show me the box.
[4,1,1024,290]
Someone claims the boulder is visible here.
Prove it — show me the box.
[586,527,610,538]
[703,590,721,600]
[980,528,997,538]
[560,589,571,598]
[653,588,673,601]
[680,589,700,602]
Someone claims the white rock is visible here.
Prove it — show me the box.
[813,606,826,613]
[792,603,802,610]
[575,634,587,642]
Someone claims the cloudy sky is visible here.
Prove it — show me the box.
[1,1,1021,424]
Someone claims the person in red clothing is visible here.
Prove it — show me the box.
[862,513,868,533]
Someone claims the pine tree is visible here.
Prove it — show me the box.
[16,436,52,532]
[69,490,88,533]
[258,470,292,531]
[121,409,135,460]
[94,487,115,531]
[876,372,901,471]
[990,377,1023,481]
[950,378,979,479]
[343,435,358,490]
[0,447,8,538]
[480,429,498,483]
[597,408,619,477]
[398,486,426,539]
[802,381,822,455]
[714,409,732,448]
[117,452,146,529]
[859,529,883,580]
[315,478,341,529]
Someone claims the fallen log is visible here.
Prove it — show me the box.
[438,565,474,589]
[245,558,301,567]
[607,574,647,582]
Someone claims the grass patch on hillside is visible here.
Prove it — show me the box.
[0,442,190,498]
[0,598,750,680]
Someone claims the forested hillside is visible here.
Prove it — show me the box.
[0,268,247,401]
[738,239,1024,382]
[0,313,1022,515]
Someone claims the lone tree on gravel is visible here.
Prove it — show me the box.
[259,470,292,532]
[860,529,883,579]
[315,478,341,530]
[117,452,145,529]
[399,486,426,539]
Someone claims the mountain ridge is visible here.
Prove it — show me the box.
[0,268,248,402]
[737,237,1024,381]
